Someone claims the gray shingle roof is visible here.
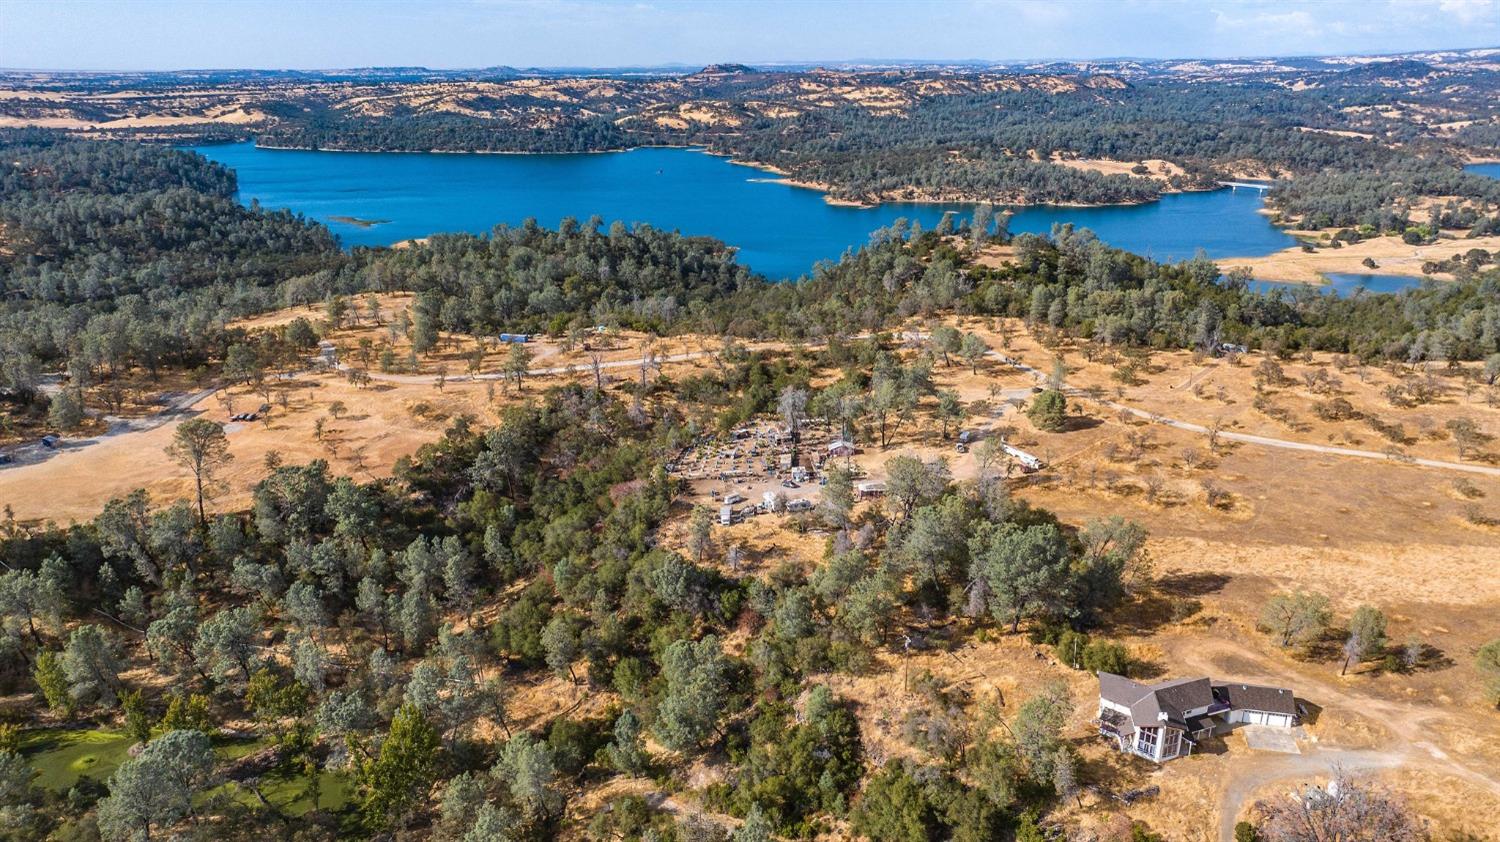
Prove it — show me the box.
[1098,671,1148,706]
[1099,673,1293,738]
[1212,681,1298,716]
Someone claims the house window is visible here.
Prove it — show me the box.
[1162,728,1181,758]
[1135,727,1158,756]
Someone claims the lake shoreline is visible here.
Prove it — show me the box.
[717,152,1212,210]
[193,141,1300,277]
[245,138,1208,212]
[1217,229,1500,286]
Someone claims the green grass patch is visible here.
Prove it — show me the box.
[22,729,353,817]
[214,767,353,817]
[19,729,134,791]
[213,734,272,760]
[207,735,353,817]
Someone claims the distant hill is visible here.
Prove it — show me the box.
[694,63,758,75]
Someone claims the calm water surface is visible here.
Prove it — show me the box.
[193,142,1297,279]
[1468,162,1500,180]
[1250,273,1433,298]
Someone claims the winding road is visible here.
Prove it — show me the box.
[1163,636,1500,841]
[0,386,218,470]
[993,354,1500,478]
[8,340,1498,485]
[333,348,716,385]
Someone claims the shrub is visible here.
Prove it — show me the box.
[490,581,554,667]
[545,714,613,779]
[1027,390,1068,432]
[1081,641,1132,676]
[1053,630,1090,668]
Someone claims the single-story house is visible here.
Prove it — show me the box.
[1095,672,1299,763]
[827,439,857,458]
[855,480,886,499]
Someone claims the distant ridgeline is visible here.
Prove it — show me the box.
[2,133,1498,409]
[5,56,1500,227]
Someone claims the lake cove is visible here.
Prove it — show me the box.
[1249,273,1430,298]
[193,142,1296,279]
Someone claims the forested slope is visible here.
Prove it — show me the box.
[0,133,341,394]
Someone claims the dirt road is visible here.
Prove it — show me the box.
[335,349,715,385]
[1162,636,1500,840]
[995,355,1500,478]
[0,386,217,470]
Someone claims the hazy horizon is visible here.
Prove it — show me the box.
[5,44,1500,75]
[4,0,1499,73]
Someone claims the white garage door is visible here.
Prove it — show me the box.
[1244,710,1291,727]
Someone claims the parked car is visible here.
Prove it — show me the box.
[781,480,799,489]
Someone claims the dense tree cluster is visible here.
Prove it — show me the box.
[317,217,758,336]
[962,226,1500,362]
[1268,159,1500,230]
[0,134,340,403]
[259,113,641,155]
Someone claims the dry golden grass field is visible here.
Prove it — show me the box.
[2,301,1497,840]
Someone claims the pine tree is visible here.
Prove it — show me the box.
[358,703,440,828]
[33,651,73,717]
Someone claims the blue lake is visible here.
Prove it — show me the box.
[1469,162,1500,180]
[192,142,1296,279]
[1250,273,1433,299]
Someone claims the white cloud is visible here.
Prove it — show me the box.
[1437,0,1499,22]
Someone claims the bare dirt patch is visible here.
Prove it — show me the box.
[1220,231,1500,284]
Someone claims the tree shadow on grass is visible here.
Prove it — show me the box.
[1156,572,1231,598]
[1064,415,1104,433]
[1110,573,1229,636]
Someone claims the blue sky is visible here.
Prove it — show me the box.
[3,0,1498,70]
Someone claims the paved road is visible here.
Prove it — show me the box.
[993,354,1500,477]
